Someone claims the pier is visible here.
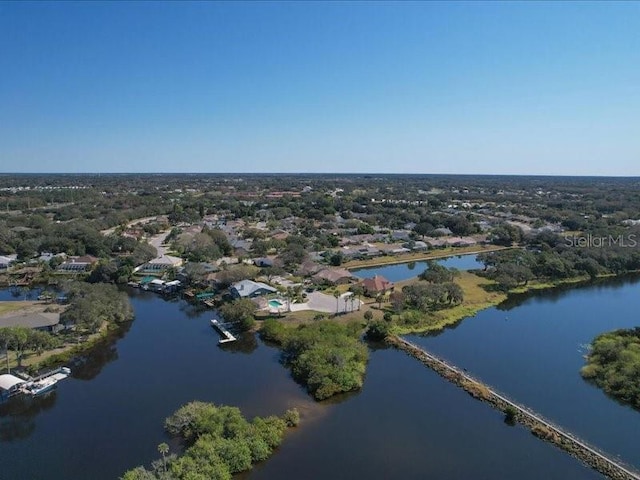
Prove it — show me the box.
[210,319,237,344]
[388,336,640,480]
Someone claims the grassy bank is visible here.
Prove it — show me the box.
[389,273,604,335]
[0,301,38,316]
[391,271,507,335]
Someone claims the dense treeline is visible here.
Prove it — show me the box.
[121,401,299,480]
[581,328,640,409]
[0,216,159,263]
[61,282,134,333]
[260,320,369,400]
[478,228,640,290]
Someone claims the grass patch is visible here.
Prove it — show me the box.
[392,272,507,335]
[0,301,38,316]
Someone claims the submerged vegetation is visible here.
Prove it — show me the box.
[121,402,299,480]
[581,328,640,409]
[260,319,369,400]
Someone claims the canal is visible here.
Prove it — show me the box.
[2,275,639,479]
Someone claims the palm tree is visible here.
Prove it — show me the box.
[158,443,169,473]
[351,285,364,311]
[344,296,349,313]
[376,293,384,309]
[333,290,340,315]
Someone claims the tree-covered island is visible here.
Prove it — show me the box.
[581,328,640,409]
[121,402,299,480]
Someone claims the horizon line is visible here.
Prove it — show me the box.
[1,172,640,178]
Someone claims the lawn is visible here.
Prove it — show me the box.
[0,301,37,316]
[391,271,508,335]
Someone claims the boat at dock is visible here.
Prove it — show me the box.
[22,377,57,396]
[19,367,71,397]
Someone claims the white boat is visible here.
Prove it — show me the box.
[22,377,58,396]
[20,367,71,397]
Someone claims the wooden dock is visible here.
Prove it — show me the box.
[210,319,237,344]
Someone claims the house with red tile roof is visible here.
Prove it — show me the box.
[360,275,394,295]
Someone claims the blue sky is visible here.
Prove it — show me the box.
[1,1,638,175]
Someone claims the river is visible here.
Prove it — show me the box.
[2,275,639,479]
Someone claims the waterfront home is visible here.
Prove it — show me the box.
[360,275,394,296]
[312,268,353,286]
[136,254,184,273]
[230,280,277,298]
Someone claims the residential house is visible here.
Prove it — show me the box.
[312,268,353,285]
[230,280,277,298]
[136,254,184,273]
[360,275,394,296]
[296,260,322,277]
[57,255,98,273]
[0,312,65,333]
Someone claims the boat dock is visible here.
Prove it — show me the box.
[210,319,237,344]
[20,366,71,397]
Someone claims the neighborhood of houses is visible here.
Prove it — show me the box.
[0,183,571,329]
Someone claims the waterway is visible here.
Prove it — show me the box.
[3,275,639,479]
[406,274,640,472]
[351,253,484,282]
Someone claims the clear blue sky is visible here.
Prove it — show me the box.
[1,1,638,175]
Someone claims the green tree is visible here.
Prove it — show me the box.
[366,319,391,340]
[333,290,340,315]
[158,443,169,474]
[218,298,257,331]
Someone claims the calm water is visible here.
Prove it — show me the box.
[351,254,484,282]
[406,274,640,471]
[4,277,638,479]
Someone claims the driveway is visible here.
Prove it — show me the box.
[148,230,171,257]
[293,291,362,314]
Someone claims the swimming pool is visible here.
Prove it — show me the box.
[268,299,285,308]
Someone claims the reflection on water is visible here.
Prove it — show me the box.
[0,282,626,480]
[69,323,130,381]
[220,332,258,355]
[0,391,57,442]
[351,254,484,282]
[407,273,640,471]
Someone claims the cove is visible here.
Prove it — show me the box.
[351,254,483,282]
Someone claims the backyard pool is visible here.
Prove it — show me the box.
[268,299,285,309]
